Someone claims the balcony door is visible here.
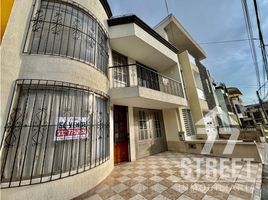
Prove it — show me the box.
[114,105,129,164]
[112,51,128,88]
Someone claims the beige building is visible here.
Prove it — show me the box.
[155,14,213,140]
[0,1,262,199]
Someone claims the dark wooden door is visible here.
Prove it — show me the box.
[114,106,129,164]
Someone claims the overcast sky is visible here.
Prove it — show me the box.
[108,0,268,105]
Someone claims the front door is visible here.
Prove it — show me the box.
[114,105,129,164]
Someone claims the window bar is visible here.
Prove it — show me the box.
[103,102,107,162]
[51,1,63,55]
[84,15,89,64]
[96,98,100,166]
[71,7,80,59]
[100,99,104,164]
[76,90,83,173]
[59,83,72,178]
[101,100,105,164]
[40,81,57,182]
[94,98,99,167]
[64,1,74,57]
[0,80,23,183]
[18,80,40,186]
[29,80,49,184]
[93,24,98,71]
[36,0,50,54]
[77,10,85,61]
[8,80,31,187]
[90,93,95,168]
[28,1,43,53]
[68,87,78,175]
[0,81,17,149]
[83,91,90,170]
[50,82,64,180]
[106,111,110,160]
[43,0,57,54]
[98,99,102,165]
[58,2,68,55]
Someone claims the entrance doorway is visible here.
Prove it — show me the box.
[114,105,129,164]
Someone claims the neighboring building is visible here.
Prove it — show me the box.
[155,14,215,140]
[214,83,239,127]
[245,101,268,125]
[196,61,217,110]
[227,87,253,127]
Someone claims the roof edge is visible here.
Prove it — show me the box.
[99,0,112,18]
[107,15,179,54]
[155,14,207,59]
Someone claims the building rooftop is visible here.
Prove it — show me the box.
[154,14,207,60]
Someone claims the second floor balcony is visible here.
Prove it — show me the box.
[109,64,187,109]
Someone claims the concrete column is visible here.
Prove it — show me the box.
[179,51,207,139]
[128,107,136,161]
[162,108,180,148]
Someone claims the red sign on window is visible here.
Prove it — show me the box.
[54,117,89,141]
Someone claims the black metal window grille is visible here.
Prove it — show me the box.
[24,0,109,75]
[0,79,109,188]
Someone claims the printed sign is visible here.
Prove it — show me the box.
[55,117,89,141]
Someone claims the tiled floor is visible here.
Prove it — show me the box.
[74,152,262,200]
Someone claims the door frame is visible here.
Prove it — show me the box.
[113,105,130,164]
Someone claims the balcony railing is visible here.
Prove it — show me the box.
[109,64,184,98]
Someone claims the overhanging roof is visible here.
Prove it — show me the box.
[155,14,207,60]
[108,15,179,54]
[227,87,243,95]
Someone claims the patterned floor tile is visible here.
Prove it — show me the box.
[150,183,168,193]
[111,183,128,193]
[131,183,148,193]
[119,188,137,199]
[162,188,182,199]
[74,152,261,200]
[171,183,189,193]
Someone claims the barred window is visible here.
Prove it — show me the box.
[138,111,148,140]
[24,0,108,75]
[0,80,109,188]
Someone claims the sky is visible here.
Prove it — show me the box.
[108,0,268,105]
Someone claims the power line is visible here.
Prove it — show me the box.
[241,0,261,88]
[199,38,258,45]
[253,0,268,83]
